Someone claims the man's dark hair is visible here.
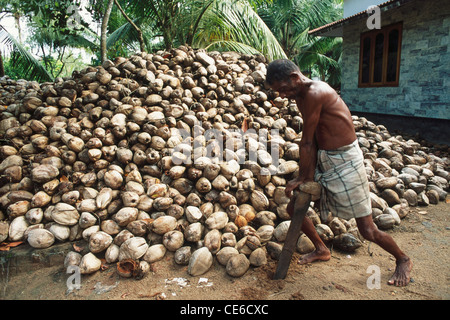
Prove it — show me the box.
[265,59,300,86]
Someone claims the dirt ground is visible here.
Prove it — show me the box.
[1,200,448,303]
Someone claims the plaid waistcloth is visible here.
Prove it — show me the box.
[314,139,372,221]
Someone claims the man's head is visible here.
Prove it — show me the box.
[265,59,301,99]
[265,59,300,86]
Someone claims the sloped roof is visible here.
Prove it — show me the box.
[309,0,416,37]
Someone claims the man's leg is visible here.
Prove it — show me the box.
[356,215,412,286]
[297,216,331,264]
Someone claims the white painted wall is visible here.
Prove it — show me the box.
[344,0,388,18]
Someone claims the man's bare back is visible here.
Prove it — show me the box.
[293,79,357,151]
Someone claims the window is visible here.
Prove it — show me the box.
[359,22,402,87]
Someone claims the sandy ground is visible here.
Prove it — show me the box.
[1,200,448,306]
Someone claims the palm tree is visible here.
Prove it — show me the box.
[194,0,287,60]
[1,0,99,81]
[0,0,51,80]
[257,0,343,86]
[295,36,342,88]
[0,25,53,81]
[105,0,342,66]
[105,0,286,61]
[100,0,114,63]
[1,0,342,83]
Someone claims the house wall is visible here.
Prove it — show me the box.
[341,0,450,122]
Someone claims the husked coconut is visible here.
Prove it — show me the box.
[119,237,149,261]
[89,231,113,253]
[114,207,138,227]
[174,246,192,265]
[27,228,55,248]
[163,230,184,251]
[79,252,102,274]
[226,254,250,277]
[188,247,213,276]
[51,203,80,226]
[8,216,29,241]
[152,215,177,235]
[64,251,82,268]
[142,244,166,263]
[105,244,120,263]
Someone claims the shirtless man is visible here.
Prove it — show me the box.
[265,59,412,287]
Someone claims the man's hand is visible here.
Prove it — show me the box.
[285,178,303,198]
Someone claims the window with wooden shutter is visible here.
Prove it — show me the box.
[359,22,403,87]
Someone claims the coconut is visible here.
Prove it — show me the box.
[64,251,82,268]
[113,207,138,227]
[119,237,149,261]
[204,229,222,254]
[51,203,80,226]
[105,244,120,263]
[163,230,184,251]
[0,221,9,243]
[79,252,102,274]
[151,215,177,235]
[249,247,267,267]
[27,228,55,248]
[96,188,113,209]
[188,247,213,276]
[226,253,250,277]
[205,211,228,230]
[174,246,192,265]
[184,222,204,242]
[8,216,29,241]
[143,244,167,263]
[216,246,239,266]
[273,220,290,242]
[49,223,70,241]
[31,164,59,183]
[89,231,113,253]
[332,233,362,252]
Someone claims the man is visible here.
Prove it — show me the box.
[265,59,412,287]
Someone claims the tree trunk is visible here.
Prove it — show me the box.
[100,0,115,63]
[14,12,22,44]
[113,0,145,52]
[0,51,5,77]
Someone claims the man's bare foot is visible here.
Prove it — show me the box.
[297,249,331,265]
[388,257,413,287]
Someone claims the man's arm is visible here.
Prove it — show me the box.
[285,92,322,198]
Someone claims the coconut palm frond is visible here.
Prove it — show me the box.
[295,36,342,86]
[196,0,286,61]
[205,40,262,55]
[0,25,53,82]
[107,21,137,50]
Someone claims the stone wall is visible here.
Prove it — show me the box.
[341,0,450,121]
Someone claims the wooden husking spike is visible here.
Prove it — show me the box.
[273,182,321,280]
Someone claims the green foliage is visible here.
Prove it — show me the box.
[196,0,287,60]
[0,25,53,81]
[1,0,343,86]
[258,0,343,87]
[0,0,97,81]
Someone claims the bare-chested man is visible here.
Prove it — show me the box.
[265,59,412,287]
